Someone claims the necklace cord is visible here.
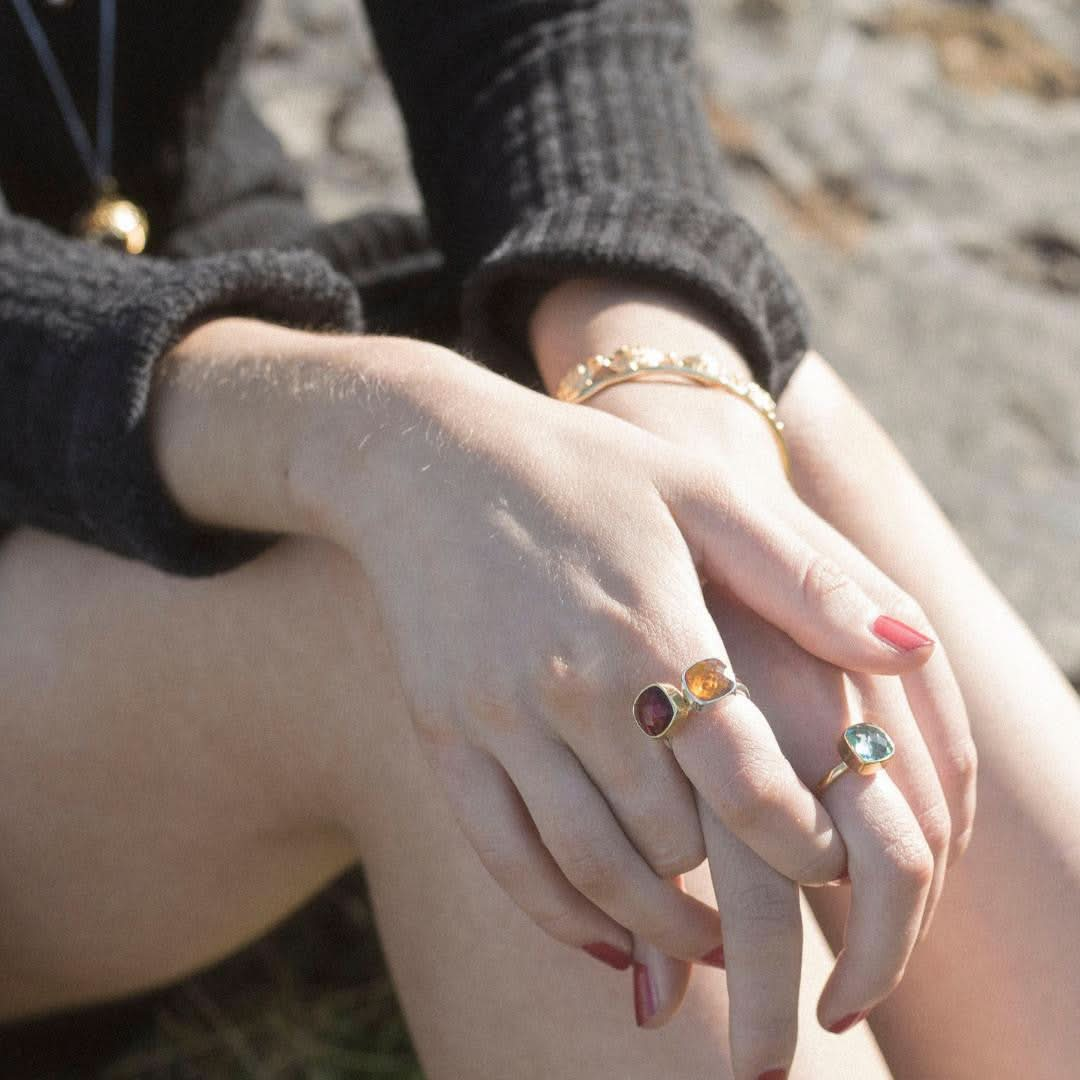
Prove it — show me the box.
[97,0,114,183]
[10,0,114,188]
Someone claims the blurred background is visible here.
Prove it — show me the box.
[5,0,1076,1075]
[245,0,1080,679]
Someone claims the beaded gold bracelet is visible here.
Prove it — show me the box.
[554,345,791,477]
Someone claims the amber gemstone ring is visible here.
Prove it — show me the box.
[633,659,749,741]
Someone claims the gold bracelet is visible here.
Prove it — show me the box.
[555,345,791,477]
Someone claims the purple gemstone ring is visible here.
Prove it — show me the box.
[632,682,691,740]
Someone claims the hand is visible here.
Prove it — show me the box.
[529,280,976,1072]
[151,318,943,1023]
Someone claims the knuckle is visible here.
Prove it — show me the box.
[718,755,783,833]
[800,555,857,611]
[796,843,844,885]
[558,835,620,899]
[882,833,935,893]
[532,646,594,718]
[625,794,707,878]
[949,736,980,790]
[538,606,677,721]
[727,880,798,931]
[914,799,952,862]
[646,836,707,880]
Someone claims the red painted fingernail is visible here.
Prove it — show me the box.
[582,942,632,971]
[757,1071,788,1080]
[699,944,726,968]
[633,962,657,1027]
[873,615,934,653]
[827,1010,867,1034]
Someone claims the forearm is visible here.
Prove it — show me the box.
[0,212,360,575]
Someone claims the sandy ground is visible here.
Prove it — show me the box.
[244,0,1080,677]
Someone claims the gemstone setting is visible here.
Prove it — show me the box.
[840,723,895,775]
[683,658,737,706]
[633,684,682,738]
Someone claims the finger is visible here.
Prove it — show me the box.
[703,593,937,1001]
[665,468,936,676]
[671,686,847,886]
[850,673,950,939]
[553,579,845,890]
[787,500,977,863]
[700,797,801,1080]
[564,716,707,879]
[431,742,634,969]
[901,649,977,863]
[507,737,726,963]
[631,884,694,1030]
[815,770,933,1032]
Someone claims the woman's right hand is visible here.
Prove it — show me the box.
[152,321,938,994]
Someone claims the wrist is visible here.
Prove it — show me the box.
[529,277,753,395]
[150,319,496,548]
[285,335,501,550]
[527,283,789,480]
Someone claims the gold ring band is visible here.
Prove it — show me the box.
[814,723,896,797]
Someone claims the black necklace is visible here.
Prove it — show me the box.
[10,0,148,253]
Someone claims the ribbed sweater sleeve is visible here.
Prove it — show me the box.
[362,0,809,395]
[0,215,362,575]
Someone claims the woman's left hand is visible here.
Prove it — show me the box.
[528,278,977,1069]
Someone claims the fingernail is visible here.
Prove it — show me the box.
[827,1010,867,1034]
[873,615,934,653]
[699,944,726,968]
[757,1071,788,1080]
[827,871,850,887]
[633,962,657,1027]
[582,942,632,971]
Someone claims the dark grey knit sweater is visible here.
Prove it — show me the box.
[0,0,810,576]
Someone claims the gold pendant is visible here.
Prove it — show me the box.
[77,188,149,255]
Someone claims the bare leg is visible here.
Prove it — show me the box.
[784,355,1080,1080]
[0,526,888,1078]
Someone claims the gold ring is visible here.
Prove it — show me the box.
[633,658,749,740]
[815,723,896,797]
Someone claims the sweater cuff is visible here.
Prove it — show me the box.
[47,247,360,575]
[461,189,810,399]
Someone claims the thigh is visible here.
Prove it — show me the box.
[0,528,363,1017]
[784,356,1080,1080]
[357,702,891,1080]
[0,525,890,1078]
